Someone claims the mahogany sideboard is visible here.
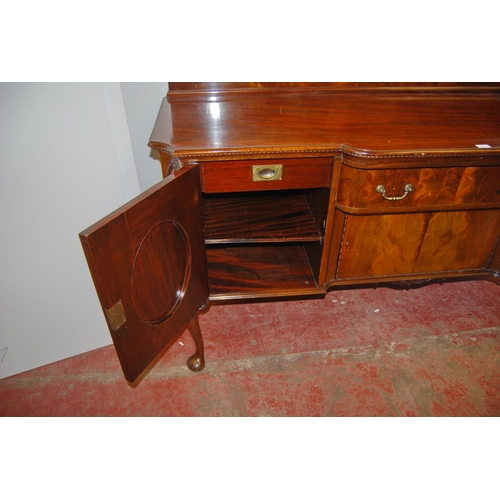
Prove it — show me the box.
[80,83,500,383]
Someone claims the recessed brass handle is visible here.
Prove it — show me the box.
[376,183,414,201]
[252,164,283,182]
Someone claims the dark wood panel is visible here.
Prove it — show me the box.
[336,211,500,279]
[130,221,189,324]
[303,188,331,281]
[150,89,500,159]
[168,82,499,93]
[206,245,319,299]
[202,194,322,244]
[79,166,208,382]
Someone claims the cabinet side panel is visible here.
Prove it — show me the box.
[304,188,331,282]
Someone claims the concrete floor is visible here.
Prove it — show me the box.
[1,280,499,416]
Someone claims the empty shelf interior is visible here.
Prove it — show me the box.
[202,193,322,244]
[206,244,320,299]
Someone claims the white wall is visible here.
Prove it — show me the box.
[121,83,168,191]
[0,83,142,379]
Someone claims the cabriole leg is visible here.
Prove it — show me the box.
[186,313,205,372]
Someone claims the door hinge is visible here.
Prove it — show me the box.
[105,300,127,331]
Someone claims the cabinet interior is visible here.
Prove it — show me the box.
[202,188,330,299]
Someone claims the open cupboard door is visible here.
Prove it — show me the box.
[79,166,208,383]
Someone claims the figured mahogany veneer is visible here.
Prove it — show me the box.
[338,164,500,212]
[81,83,500,383]
[336,211,500,280]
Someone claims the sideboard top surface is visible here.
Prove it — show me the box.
[149,83,500,159]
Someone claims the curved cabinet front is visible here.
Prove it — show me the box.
[337,164,500,212]
[335,210,500,280]
[326,159,500,285]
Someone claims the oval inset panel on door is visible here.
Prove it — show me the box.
[131,221,191,324]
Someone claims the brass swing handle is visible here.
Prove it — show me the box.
[376,183,414,201]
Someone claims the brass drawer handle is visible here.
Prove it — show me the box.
[376,183,414,201]
[252,164,283,182]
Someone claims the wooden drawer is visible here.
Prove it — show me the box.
[337,164,500,210]
[202,158,332,193]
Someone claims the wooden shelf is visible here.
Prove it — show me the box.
[202,194,322,244]
[206,245,321,299]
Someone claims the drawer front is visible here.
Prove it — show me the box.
[337,164,500,210]
[202,158,332,193]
